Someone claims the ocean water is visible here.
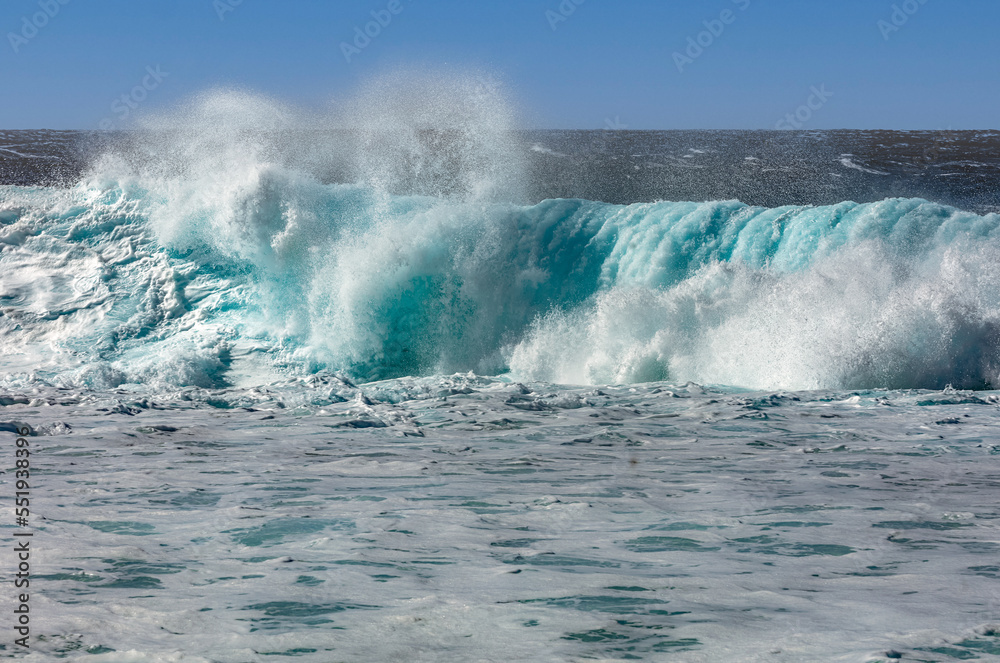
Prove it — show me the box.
[1,85,999,662]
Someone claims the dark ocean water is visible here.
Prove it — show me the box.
[4,129,999,213]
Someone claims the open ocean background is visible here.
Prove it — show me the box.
[1,86,999,662]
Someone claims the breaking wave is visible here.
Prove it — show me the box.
[3,81,1000,392]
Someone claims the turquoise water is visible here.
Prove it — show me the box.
[3,179,1000,393]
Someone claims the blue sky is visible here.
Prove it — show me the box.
[2,0,998,129]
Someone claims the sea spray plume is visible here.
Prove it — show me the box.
[86,72,527,257]
[343,70,526,202]
[74,77,531,384]
[82,89,350,352]
[86,89,303,255]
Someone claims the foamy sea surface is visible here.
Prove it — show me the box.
[4,379,1000,662]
